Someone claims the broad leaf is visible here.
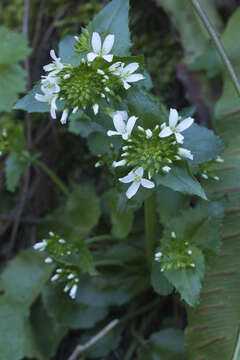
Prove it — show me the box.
[0,26,30,64]
[5,151,30,192]
[151,260,173,296]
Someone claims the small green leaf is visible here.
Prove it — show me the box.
[155,165,207,200]
[151,261,173,296]
[183,123,224,165]
[66,184,100,233]
[164,247,205,306]
[5,151,31,192]
[102,189,134,238]
[88,0,131,56]
[138,329,186,360]
[42,283,108,330]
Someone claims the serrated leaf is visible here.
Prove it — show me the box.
[88,0,131,56]
[183,123,224,165]
[42,283,108,330]
[155,164,207,200]
[164,247,205,306]
[0,64,26,112]
[0,249,53,360]
[5,152,30,192]
[102,189,134,238]
[138,329,186,360]
[151,261,173,296]
[66,184,100,233]
[0,26,31,64]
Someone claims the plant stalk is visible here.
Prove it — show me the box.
[34,159,71,198]
[144,194,156,270]
[191,0,240,98]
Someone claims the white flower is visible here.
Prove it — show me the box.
[162,166,171,173]
[69,284,78,299]
[116,62,145,90]
[93,104,99,115]
[51,274,60,282]
[44,257,53,263]
[112,159,127,167]
[107,111,137,140]
[215,156,224,163]
[41,75,60,94]
[146,129,152,139]
[43,49,64,76]
[35,93,58,119]
[87,32,114,62]
[119,167,155,199]
[33,240,47,251]
[155,252,162,261]
[178,147,193,160]
[159,108,194,144]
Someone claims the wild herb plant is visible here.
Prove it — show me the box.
[1,0,240,359]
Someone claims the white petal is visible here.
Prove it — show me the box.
[122,133,129,140]
[113,160,126,167]
[69,284,78,299]
[92,32,101,53]
[97,69,105,75]
[72,106,78,114]
[113,114,126,133]
[35,93,46,102]
[114,110,128,121]
[126,116,137,135]
[107,130,119,137]
[87,52,98,62]
[50,49,57,61]
[93,104,99,115]
[123,80,131,90]
[126,74,144,83]
[169,108,179,128]
[126,181,141,199]
[135,167,144,177]
[50,96,57,119]
[146,129,152,138]
[162,166,171,173]
[159,127,173,138]
[178,147,193,160]
[175,132,184,144]
[176,117,194,132]
[119,171,135,183]
[102,54,113,62]
[122,62,139,75]
[43,63,54,72]
[102,34,114,54]
[141,178,155,189]
[60,109,69,124]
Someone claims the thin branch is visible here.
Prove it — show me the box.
[32,0,46,50]
[0,214,42,224]
[190,0,240,98]
[68,319,119,360]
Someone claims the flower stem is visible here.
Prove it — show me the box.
[34,159,71,198]
[190,0,240,97]
[144,194,156,270]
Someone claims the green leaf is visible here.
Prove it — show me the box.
[164,247,205,306]
[155,164,207,200]
[42,283,108,330]
[58,35,80,66]
[138,329,186,360]
[183,123,224,165]
[0,64,26,112]
[151,261,173,296]
[66,184,100,233]
[5,151,30,192]
[69,111,104,137]
[88,0,131,56]
[0,26,31,64]
[0,249,53,360]
[102,189,134,238]
[30,300,68,359]
[87,131,122,155]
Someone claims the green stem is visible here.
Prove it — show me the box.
[34,159,71,198]
[85,234,116,244]
[144,194,156,270]
[190,0,240,97]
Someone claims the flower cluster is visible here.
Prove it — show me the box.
[199,156,224,181]
[154,231,196,271]
[35,31,144,123]
[33,232,79,299]
[106,108,194,199]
